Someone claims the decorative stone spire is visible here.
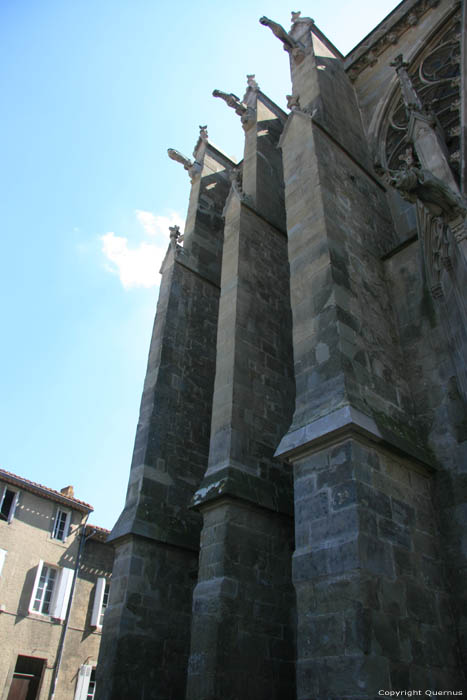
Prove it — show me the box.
[390,54,423,116]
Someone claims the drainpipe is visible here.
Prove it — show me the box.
[49,513,91,700]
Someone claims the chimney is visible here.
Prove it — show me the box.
[60,485,74,498]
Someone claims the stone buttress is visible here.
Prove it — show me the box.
[96,132,233,700]
[261,11,467,697]
[185,82,296,700]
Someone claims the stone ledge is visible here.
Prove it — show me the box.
[275,405,436,469]
[191,466,293,516]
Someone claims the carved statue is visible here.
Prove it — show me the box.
[259,16,299,52]
[212,90,247,117]
[199,125,208,140]
[291,11,301,23]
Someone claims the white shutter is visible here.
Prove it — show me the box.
[28,560,44,614]
[91,577,106,628]
[0,549,6,576]
[51,566,74,620]
[74,664,92,700]
[63,510,72,541]
[8,491,19,523]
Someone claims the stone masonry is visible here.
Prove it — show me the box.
[98,1,467,697]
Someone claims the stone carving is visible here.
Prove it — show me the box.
[291,11,301,23]
[199,125,208,141]
[212,90,247,117]
[167,148,202,182]
[169,225,181,247]
[259,16,301,53]
[391,165,467,222]
[385,17,461,181]
[246,74,259,90]
[347,0,442,82]
[286,94,301,111]
[390,54,423,114]
[167,148,193,171]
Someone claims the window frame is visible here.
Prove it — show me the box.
[28,561,74,620]
[52,507,71,542]
[0,486,19,523]
[30,562,58,615]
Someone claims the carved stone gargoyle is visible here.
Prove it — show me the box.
[167,148,202,182]
[212,89,255,129]
[212,90,247,117]
[259,16,304,60]
[391,166,467,222]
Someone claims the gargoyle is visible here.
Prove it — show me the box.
[391,167,467,222]
[212,90,247,117]
[259,16,300,52]
[168,148,202,181]
[167,148,193,171]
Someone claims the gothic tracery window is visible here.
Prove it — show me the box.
[384,10,461,182]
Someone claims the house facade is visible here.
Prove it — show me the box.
[0,469,113,700]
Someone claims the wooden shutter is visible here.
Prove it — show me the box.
[90,577,106,628]
[74,665,92,700]
[51,566,74,620]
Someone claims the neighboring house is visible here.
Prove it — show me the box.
[0,469,113,700]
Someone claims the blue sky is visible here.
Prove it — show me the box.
[1,0,399,529]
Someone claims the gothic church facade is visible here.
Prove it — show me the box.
[97,0,467,697]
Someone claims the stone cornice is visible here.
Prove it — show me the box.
[344,0,442,81]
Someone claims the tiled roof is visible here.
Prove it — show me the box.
[0,468,93,513]
[85,523,111,541]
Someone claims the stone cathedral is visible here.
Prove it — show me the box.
[97,0,467,697]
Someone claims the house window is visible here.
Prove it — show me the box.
[29,560,74,619]
[32,564,57,615]
[91,577,110,629]
[0,486,19,523]
[86,669,96,700]
[52,508,71,541]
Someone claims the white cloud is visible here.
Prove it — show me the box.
[101,210,185,289]
[101,233,167,289]
[135,209,184,238]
